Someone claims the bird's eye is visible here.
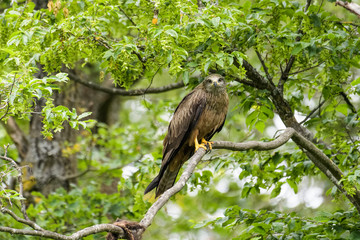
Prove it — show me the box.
[218,78,224,82]
[206,79,212,83]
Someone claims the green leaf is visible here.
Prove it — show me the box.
[183,71,190,85]
[211,17,221,28]
[165,29,178,39]
[255,121,265,133]
[78,112,92,120]
[270,184,282,198]
[246,111,258,127]
[286,179,298,193]
[309,13,321,27]
[204,60,212,74]
[351,77,360,86]
[336,104,348,115]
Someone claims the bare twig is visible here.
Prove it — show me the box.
[288,62,324,75]
[255,50,272,81]
[299,100,326,125]
[118,7,137,26]
[67,72,185,96]
[335,1,360,18]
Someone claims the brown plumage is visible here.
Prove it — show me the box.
[144,74,229,198]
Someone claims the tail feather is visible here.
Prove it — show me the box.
[144,174,160,195]
[155,165,181,198]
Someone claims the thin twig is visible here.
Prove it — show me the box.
[288,62,324,75]
[299,100,326,125]
[118,7,137,26]
[234,77,264,89]
[255,50,272,81]
[67,72,185,96]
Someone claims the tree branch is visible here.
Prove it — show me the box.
[118,7,137,26]
[278,55,296,94]
[288,61,324,76]
[140,128,296,228]
[299,99,326,125]
[339,91,357,114]
[305,0,312,12]
[335,1,360,18]
[255,50,272,82]
[0,224,124,240]
[67,72,185,96]
[235,53,360,212]
[233,77,261,89]
[1,208,43,231]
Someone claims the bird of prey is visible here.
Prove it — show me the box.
[144,74,229,198]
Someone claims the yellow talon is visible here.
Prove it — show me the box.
[195,137,208,151]
[201,138,213,150]
[195,138,212,152]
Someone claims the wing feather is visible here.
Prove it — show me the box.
[160,90,206,178]
[144,89,206,195]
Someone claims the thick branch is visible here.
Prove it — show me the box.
[68,72,185,96]
[336,1,360,17]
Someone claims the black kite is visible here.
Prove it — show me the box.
[144,74,229,198]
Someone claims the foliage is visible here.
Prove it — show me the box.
[0,0,360,239]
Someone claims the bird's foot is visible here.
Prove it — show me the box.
[201,138,213,151]
[195,138,212,152]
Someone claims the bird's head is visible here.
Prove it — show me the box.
[202,74,227,94]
